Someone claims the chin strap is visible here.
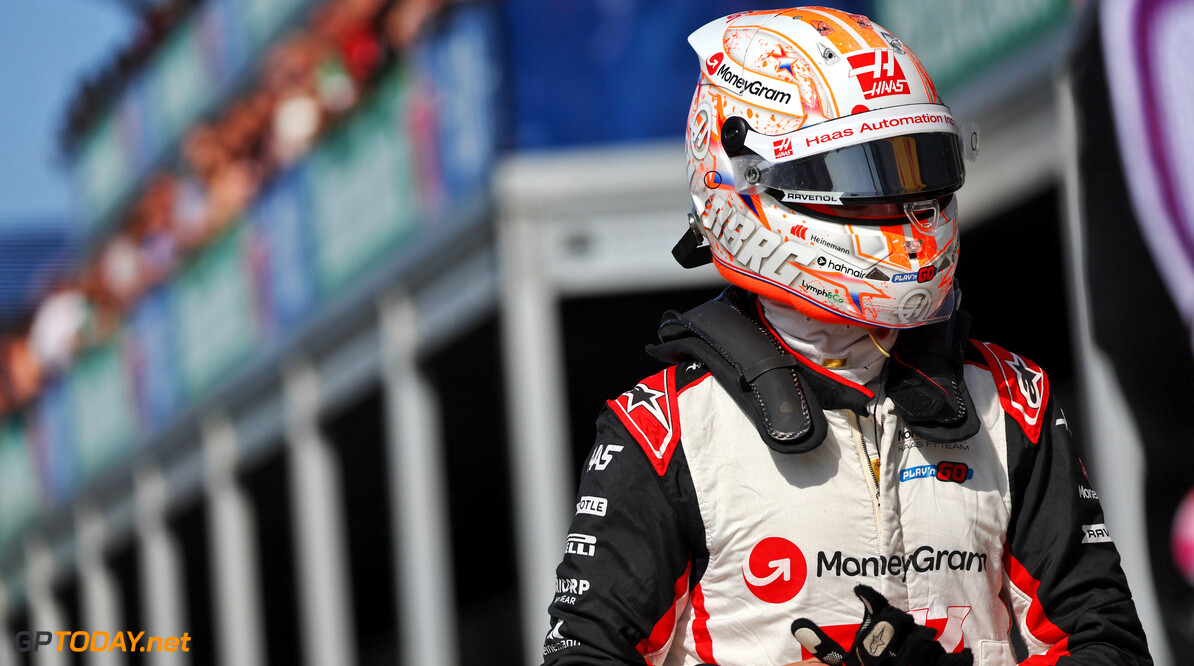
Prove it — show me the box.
[672,213,713,268]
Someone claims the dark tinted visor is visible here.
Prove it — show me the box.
[744,132,965,204]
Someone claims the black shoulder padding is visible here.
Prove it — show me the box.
[646,289,828,454]
[645,288,981,452]
[886,309,982,442]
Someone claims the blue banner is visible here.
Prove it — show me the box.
[31,378,75,505]
[412,5,501,215]
[249,165,318,338]
[69,341,136,480]
[504,0,870,148]
[0,416,40,544]
[127,284,182,432]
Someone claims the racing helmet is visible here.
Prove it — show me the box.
[680,7,970,328]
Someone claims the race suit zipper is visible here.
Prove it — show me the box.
[849,411,882,542]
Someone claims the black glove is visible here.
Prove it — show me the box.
[790,585,973,666]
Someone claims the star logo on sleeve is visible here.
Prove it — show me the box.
[974,341,1050,444]
[623,383,668,429]
[607,367,682,476]
[1004,354,1043,409]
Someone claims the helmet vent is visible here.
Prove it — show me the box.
[866,268,890,281]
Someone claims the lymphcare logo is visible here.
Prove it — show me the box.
[13,631,191,654]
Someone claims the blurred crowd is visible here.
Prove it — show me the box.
[0,0,461,415]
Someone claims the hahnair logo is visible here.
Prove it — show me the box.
[706,52,724,76]
[773,137,794,159]
[847,50,909,99]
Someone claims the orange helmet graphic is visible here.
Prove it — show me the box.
[680,7,968,328]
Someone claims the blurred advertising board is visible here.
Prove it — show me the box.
[147,16,218,161]
[249,165,318,340]
[72,0,319,232]
[30,4,500,521]
[871,0,1073,93]
[174,224,259,398]
[309,68,419,297]
[30,379,74,505]
[75,109,136,233]
[503,0,869,149]
[126,285,183,432]
[0,417,40,544]
[411,5,502,217]
[236,0,312,47]
[68,340,136,481]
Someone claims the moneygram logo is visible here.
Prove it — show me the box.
[715,64,794,104]
[742,537,807,603]
[847,50,909,99]
[705,52,724,76]
[817,545,988,579]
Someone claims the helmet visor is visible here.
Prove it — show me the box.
[734,132,965,205]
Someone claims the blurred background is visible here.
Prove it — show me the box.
[0,0,1191,664]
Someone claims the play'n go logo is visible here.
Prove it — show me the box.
[706,52,725,76]
[742,537,808,603]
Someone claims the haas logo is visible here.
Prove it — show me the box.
[773,137,794,159]
[742,537,808,603]
[847,49,909,99]
[706,52,725,76]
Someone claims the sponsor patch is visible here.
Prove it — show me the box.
[817,546,988,580]
[972,341,1049,443]
[705,52,724,76]
[714,62,795,104]
[565,533,597,557]
[586,443,623,472]
[576,496,607,516]
[542,620,580,655]
[899,461,973,484]
[742,537,808,603]
[553,577,590,605]
[773,137,794,159]
[1082,523,1113,544]
[847,49,910,99]
[607,367,681,476]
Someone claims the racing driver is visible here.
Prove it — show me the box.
[541,7,1152,666]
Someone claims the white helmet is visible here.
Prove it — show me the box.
[680,7,967,328]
